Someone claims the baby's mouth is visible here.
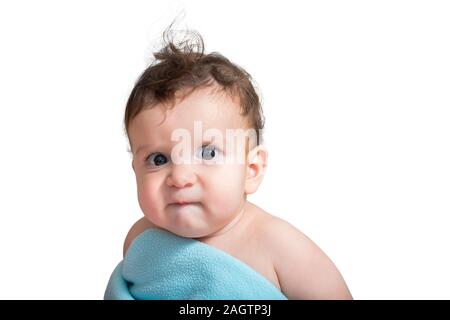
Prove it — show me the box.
[169,202,200,206]
[167,202,202,212]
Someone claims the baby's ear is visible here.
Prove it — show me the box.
[244,145,268,195]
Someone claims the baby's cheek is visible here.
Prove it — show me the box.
[137,179,162,222]
[205,166,246,210]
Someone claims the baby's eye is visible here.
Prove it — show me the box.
[196,144,221,161]
[202,145,216,160]
[146,152,168,167]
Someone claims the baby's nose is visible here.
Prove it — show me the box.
[166,164,197,188]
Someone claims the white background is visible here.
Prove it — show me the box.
[0,0,449,299]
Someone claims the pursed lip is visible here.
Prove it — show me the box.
[169,200,200,205]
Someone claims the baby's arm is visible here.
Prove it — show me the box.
[266,218,353,300]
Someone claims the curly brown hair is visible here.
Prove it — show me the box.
[124,24,265,151]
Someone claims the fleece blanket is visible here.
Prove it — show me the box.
[104,228,287,300]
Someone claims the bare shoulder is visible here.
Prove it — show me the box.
[256,210,353,300]
[123,217,159,257]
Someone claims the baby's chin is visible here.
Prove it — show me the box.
[159,204,217,238]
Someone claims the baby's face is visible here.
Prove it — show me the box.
[128,86,254,238]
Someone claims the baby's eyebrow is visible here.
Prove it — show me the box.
[134,144,155,155]
[201,137,215,145]
[135,137,224,155]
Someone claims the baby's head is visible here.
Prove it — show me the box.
[124,28,268,239]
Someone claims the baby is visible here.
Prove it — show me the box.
[121,28,352,300]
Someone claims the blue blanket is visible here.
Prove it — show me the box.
[104,228,287,300]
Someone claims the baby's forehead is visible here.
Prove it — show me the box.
[128,86,254,150]
[135,87,247,132]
